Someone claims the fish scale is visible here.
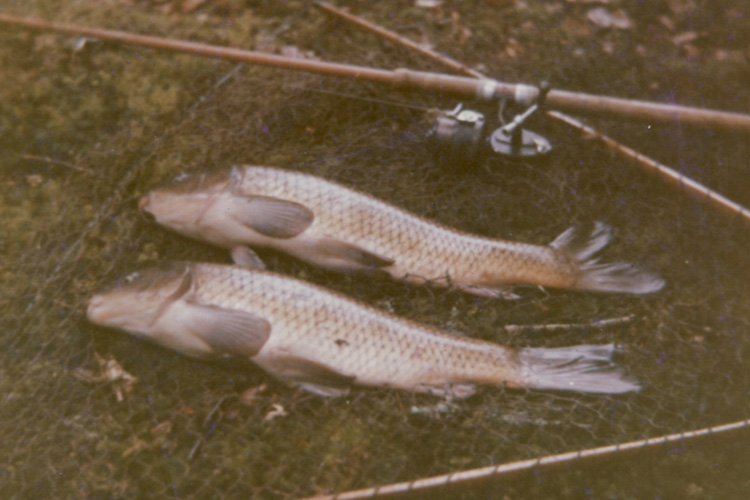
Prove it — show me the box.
[240,167,574,289]
[194,263,510,391]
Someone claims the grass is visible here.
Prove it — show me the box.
[1,0,749,499]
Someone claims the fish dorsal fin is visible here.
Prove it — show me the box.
[267,354,355,397]
[549,222,611,261]
[317,238,395,270]
[233,195,314,239]
[183,302,271,358]
[230,246,267,270]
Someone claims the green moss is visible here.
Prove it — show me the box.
[313,416,373,488]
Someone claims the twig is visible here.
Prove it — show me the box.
[188,394,237,462]
[19,153,94,174]
[502,314,635,333]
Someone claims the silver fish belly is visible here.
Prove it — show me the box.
[87,262,639,397]
[139,166,664,299]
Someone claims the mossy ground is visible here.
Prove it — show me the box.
[1,1,749,499]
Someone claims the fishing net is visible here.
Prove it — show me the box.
[2,1,750,499]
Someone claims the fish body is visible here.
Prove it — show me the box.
[139,166,663,298]
[87,262,639,397]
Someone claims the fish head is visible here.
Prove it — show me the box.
[87,262,193,336]
[139,169,232,236]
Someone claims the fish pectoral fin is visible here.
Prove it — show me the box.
[233,195,314,239]
[230,246,266,270]
[317,238,395,270]
[183,302,271,357]
[456,284,520,300]
[267,354,355,397]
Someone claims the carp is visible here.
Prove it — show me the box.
[87,262,639,397]
[139,166,663,299]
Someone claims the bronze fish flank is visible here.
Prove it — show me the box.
[87,262,639,397]
[139,166,663,299]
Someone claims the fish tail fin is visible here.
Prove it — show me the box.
[518,343,640,394]
[550,222,664,294]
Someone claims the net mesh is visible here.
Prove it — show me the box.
[2,1,750,499]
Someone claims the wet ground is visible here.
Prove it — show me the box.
[1,1,749,498]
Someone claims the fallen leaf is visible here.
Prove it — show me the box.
[263,403,288,422]
[122,437,149,458]
[150,420,173,438]
[503,37,524,59]
[72,353,138,402]
[658,15,676,32]
[666,0,690,16]
[714,50,745,64]
[181,0,204,13]
[672,31,698,45]
[239,384,267,406]
[682,43,700,59]
[415,0,442,7]
[450,11,472,44]
[71,37,96,52]
[70,367,98,382]
[562,16,592,39]
[33,34,58,51]
[26,174,43,187]
[280,45,319,60]
[587,7,633,29]
[157,2,175,15]
[456,27,472,45]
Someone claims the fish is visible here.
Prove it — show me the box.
[139,166,664,299]
[87,261,640,397]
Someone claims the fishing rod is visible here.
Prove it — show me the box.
[1,12,749,135]
[299,418,750,500]
[315,1,750,225]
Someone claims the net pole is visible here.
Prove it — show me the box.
[1,12,749,131]
[314,1,750,225]
[299,418,750,500]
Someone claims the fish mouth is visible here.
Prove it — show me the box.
[86,294,107,323]
[138,194,159,223]
[138,195,150,212]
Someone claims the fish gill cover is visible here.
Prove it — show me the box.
[1,0,749,499]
